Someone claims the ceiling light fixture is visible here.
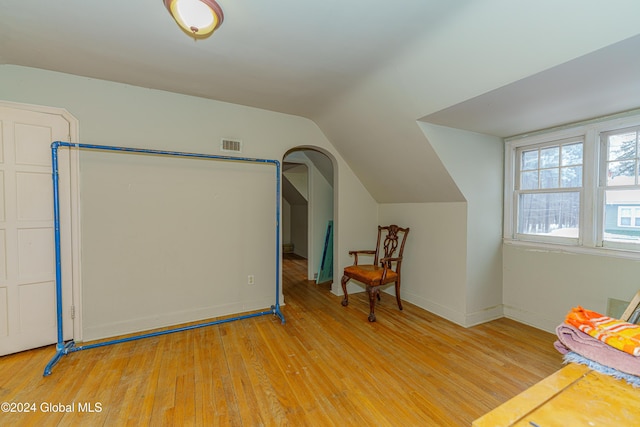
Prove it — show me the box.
[164,0,224,39]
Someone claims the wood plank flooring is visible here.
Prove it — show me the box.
[0,254,563,426]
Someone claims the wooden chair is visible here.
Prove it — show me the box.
[341,225,409,322]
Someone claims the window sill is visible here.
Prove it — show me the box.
[503,238,640,261]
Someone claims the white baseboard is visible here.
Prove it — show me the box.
[464,304,504,327]
[402,291,467,326]
[503,305,558,333]
[81,298,277,342]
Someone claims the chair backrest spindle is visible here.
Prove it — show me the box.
[376,225,409,268]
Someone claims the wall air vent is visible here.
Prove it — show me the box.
[221,139,242,153]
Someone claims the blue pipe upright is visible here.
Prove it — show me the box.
[44,142,285,376]
[272,159,286,324]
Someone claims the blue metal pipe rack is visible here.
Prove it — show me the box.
[44,142,285,376]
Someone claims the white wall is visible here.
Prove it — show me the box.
[282,199,291,245]
[309,157,334,280]
[504,246,640,333]
[290,204,308,258]
[79,153,276,339]
[419,119,640,333]
[282,161,308,258]
[378,202,468,323]
[377,124,504,328]
[420,123,504,326]
[333,159,379,297]
[411,123,640,333]
[0,65,377,340]
[319,116,503,329]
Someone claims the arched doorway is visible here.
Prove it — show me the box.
[282,147,334,286]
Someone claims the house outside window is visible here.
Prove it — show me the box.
[602,126,640,247]
[504,111,640,257]
[616,206,640,228]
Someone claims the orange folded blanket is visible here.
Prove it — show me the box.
[565,306,640,357]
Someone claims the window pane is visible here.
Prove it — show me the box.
[604,189,640,243]
[540,147,559,168]
[561,166,582,188]
[561,143,583,166]
[608,132,636,161]
[520,170,538,190]
[607,160,636,186]
[517,192,580,237]
[521,150,538,170]
[540,168,559,189]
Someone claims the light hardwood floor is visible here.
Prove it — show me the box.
[0,254,563,426]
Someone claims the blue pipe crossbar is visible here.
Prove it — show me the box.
[44,142,285,376]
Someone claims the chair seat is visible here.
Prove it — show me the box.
[344,264,398,286]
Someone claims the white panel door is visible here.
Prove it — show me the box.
[0,106,73,355]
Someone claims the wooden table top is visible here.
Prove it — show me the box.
[473,363,640,427]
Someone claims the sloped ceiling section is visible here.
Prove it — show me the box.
[1,1,640,203]
[282,175,307,207]
[0,1,458,119]
[421,34,640,138]
[282,149,333,206]
[303,150,333,187]
[314,3,640,203]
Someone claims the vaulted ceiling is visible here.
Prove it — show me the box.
[1,0,455,118]
[2,1,640,202]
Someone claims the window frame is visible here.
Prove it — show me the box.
[513,137,584,245]
[598,124,640,252]
[504,110,640,259]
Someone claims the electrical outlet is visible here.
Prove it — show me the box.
[248,275,255,285]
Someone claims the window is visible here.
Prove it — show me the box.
[601,126,640,248]
[504,111,640,255]
[515,139,583,242]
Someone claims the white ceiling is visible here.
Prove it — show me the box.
[0,0,462,118]
[421,34,640,138]
[2,1,640,203]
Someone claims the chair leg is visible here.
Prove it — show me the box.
[366,285,378,322]
[395,280,403,311]
[341,275,350,306]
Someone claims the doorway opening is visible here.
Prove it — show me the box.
[281,148,334,288]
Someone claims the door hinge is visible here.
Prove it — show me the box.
[70,305,76,319]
